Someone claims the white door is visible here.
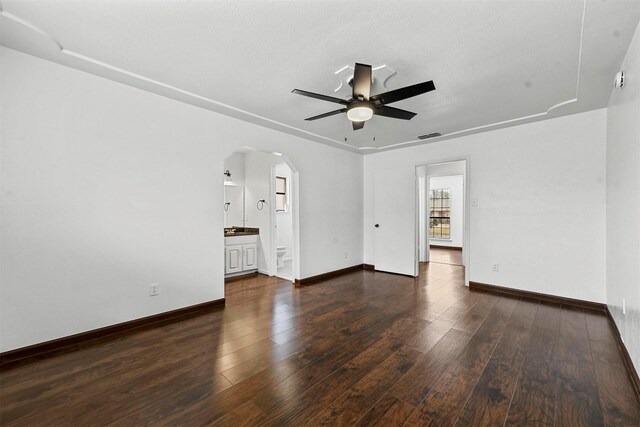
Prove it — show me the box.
[373,166,417,276]
[243,243,258,270]
[225,245,243,274]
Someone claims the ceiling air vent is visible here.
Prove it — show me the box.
[418,132,442,140]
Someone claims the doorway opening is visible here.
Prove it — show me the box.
[274,162,294,280]
[223,147,299,285]
[416,160,469,282]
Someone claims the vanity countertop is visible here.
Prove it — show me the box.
[224,227,259,236]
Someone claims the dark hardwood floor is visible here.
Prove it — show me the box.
[1,263,638,426]
[429,246,463,265]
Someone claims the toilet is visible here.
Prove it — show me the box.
[276,246,287,268]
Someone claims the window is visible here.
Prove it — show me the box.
[429,188,451,239]
[276,176,287,212]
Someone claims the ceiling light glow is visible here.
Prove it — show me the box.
[346,105,373,122]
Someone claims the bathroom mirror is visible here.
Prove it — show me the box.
[224,185,244,228]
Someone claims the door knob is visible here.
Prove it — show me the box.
[374,224,380,228]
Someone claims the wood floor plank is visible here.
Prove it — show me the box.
[306,345,422,426]
[261,317,430,426]
[355,395,415,427]
[210,399,268,427]
[390,328,472,407]
[554,306,606,427]
[130,278,426,425]
[2,251,638,426]
[455,299,538,426]
[503,302,561,427]
[249,310,416,414]
[450,292,499,335]
[585,311,640,426]
[403,296,519,426]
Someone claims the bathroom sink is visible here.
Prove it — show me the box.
[224,227,259,236]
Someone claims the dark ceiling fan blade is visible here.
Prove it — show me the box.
[352,121,365,131]
[304,108,347,121]
[352,63,372,101]
[370,80,435,105]
[374,105,417,120]
[292,89,350,105]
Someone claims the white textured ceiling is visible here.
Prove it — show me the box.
[1,0,638,153]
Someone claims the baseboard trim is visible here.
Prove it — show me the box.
[292,263,419,287]
[294,264,366,287]
[605,306,640,403]
[430,245,462,249]
[373,269,417,278]
[225,272,258,283]
[0,298,225,370]
[469,281,606,312]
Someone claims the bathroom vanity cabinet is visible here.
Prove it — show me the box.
[225,234,258,276]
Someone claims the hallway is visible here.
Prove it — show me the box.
[429,246,463,266]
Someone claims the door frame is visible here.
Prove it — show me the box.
[425,174,431,263]
[415,157,470,286]
[223,148,300,284]
[269,159,298,282]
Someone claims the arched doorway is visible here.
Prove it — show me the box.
[222,147,300,287]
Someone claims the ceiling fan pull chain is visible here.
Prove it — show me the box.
[344,115,349,142]
[373,116,376,142]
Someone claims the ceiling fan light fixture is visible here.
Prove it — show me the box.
[293,63,435,130]
[346,103,374,122]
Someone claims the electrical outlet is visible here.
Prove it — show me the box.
[472,199,478,207]
[150,283,160,296]
[492,264,499,272]
[344,251,348,259]
[622,298,626,315]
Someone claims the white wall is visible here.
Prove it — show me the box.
[429,175,464,248]
[224,152,246,188]
[364,109,607,303]
[224,186,244,228]
[275,163,293,261]
[223,152,245,227]
[606,22,640,373]
[243,150,283,274]
[0,48,363,352]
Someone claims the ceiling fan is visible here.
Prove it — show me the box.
[292,63,435,130]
